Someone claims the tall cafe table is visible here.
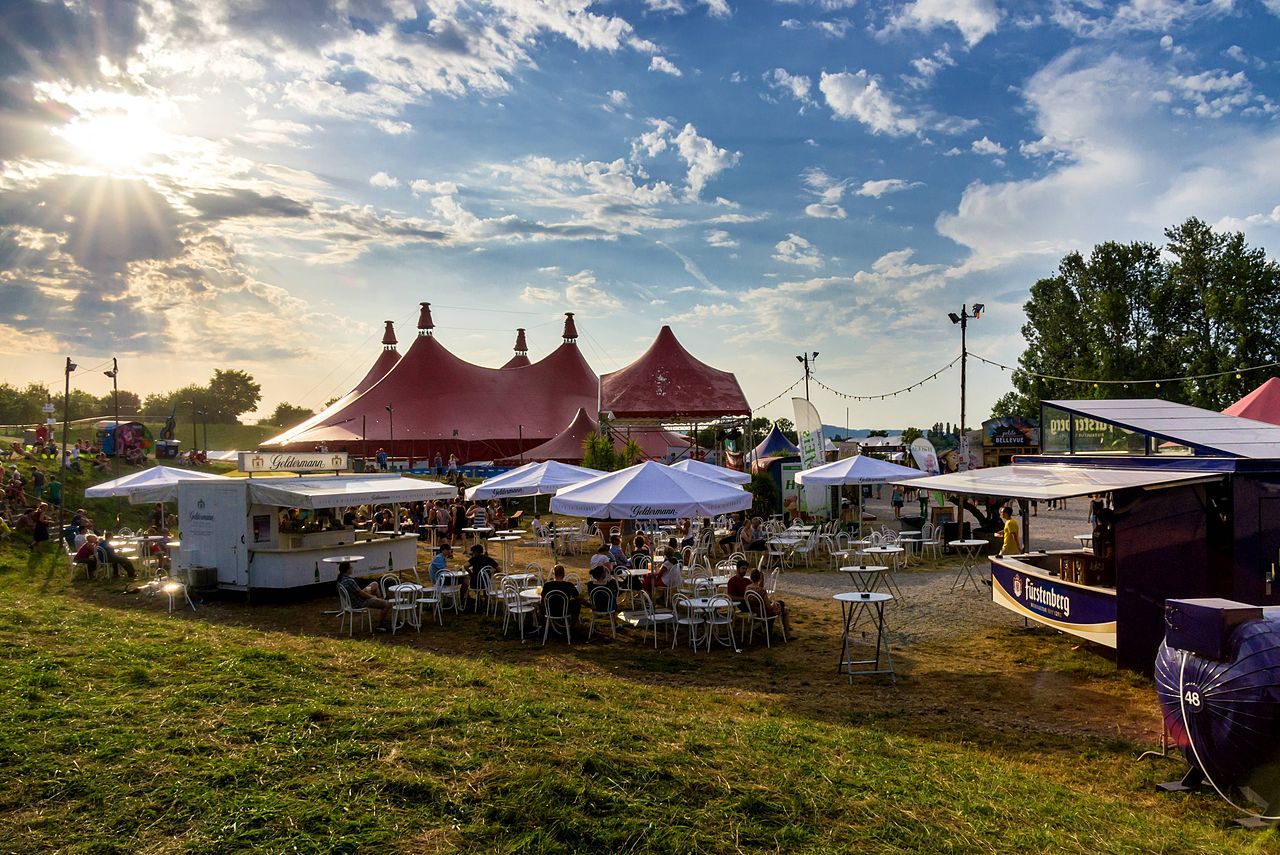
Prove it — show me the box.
[1073,533,1094,551]
[947,539,989,592]
[860,545,905,597]
[896,530,923,566]
[321,554,366,580]
[487,535,522,571]
[833,591,896,684]
[838,564,890,595]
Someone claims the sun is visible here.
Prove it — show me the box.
[59,111,164,171]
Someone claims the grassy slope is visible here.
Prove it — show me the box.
[4,422,280,453]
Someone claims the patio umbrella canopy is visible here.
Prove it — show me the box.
[668,458,751,485]
[550,460,752,519]
[465,460,605,500]
[794,454,926,535]
[83,465,229,505]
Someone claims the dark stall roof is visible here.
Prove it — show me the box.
[1045,399,1280,459]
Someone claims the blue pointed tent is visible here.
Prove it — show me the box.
[751,424,800,459]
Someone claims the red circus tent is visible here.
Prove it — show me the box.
[1224,377,1280,424]
[263,320,402,447]
[601,326,750,420]
[267,306,597,461]
[501,328,531,369]
[498,408,689,465]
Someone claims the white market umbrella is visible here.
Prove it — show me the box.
[794,454,926,536]
[84,465,229,505]
[668,458,751,485]
[551,460,752,520]
[465,460,605,501]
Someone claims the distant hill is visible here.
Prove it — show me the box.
[821,426,904,441]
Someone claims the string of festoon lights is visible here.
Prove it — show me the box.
[967,353,1280,389]
[753,376,806,411]
[805,355,963,402]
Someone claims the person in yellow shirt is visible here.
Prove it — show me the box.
[999,506,1021,555]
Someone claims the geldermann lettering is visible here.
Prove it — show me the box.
[265,454,332,471]
[188,511,214,523]
[631,506,676,517]
[1024,579,1070,616]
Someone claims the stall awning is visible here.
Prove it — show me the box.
[892,465,1220,501]
[247,475,455,510]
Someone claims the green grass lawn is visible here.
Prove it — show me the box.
[0,537,1271,854]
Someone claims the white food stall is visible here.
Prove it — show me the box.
[175,473,455,591]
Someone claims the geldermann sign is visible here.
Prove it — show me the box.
[238,452,349,473]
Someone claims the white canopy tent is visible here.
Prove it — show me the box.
[891,464,1218,502]
[668,458,752,485]
[550,460,752,519]
[465,460,605,501]
[84,465,229,504]
[246,474,455,510]
[795,454,927,535]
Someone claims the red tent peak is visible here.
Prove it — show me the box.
[562,312,578,342]
[514,328,528,355]
[381,320,397,349]
[417,302,434,336]
[1224,376,1280,423]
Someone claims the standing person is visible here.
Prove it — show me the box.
[446,453,458,478]
[999,506,1021,556]
[336,561,393,631]
[46,476,61,511]
[918,489,929,520]
[434,451,444,477]
[375,448,388,471]
[30,467,44,500]
[891,486,904,520]
[28,503,53,552]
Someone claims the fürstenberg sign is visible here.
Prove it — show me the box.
[238,452,349,473]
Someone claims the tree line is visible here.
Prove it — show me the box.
[994,217,1280,418]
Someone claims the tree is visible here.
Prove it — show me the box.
[0,383,51,425]
[270,402,314,427]
[867,429,888,437]
[208,369,261,422]
[581,432,617,471]
[774,418,797,443]
[901,427,923,446]
[97,390,141,417]
[749,472,779,518]
[996,219,1280,415]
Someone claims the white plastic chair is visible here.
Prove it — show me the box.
[336,584,372,636]
[744,589,786,647]
[703,595,737,651]
[587,585,618,640]
[620,590,674,648]
[541,589,574,646]
[501,578,537,639]
[671,593,706,651]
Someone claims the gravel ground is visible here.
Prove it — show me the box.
[779,491,1098,648]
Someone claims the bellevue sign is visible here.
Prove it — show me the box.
[238,452,349,473]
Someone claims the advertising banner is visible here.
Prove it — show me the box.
[910,437,940,476]
[791,398,830,518]
[991,561,1117,648]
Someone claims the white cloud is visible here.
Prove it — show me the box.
[815,19,854,38]
[565,269,623,310]
[650,56,684,76]
[890,0,1002,47]
[819,70,919,136]
[607,89,629,107]
[804,203,847,218]
[780,18,803,29]
[643,0,732,16]
[773,233,824,267]
[802,167,848,204]
[520,286,560,303]
[632,120,741,199]
[1052,0,1236,38]
[971,136,1007,156]
[856,178,921,197]
[765,68,814,106]
[904,47,956,90]
[706,228,739,247]
[369,171,399,189]
[410,179,459,196]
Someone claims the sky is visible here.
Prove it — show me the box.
[3,0,1280,432]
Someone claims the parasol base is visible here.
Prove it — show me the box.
[1157,766,1203,793]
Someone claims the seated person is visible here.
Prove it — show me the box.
[645,549,681,596]
[466,543,500,587]
[74,533,102,579]
[745,569,794,637]
[335,560,393,631]
[586,564,620,599]
[97,533,136,580]
[588,544,615,575]
[607,534,629,570]
[726,558,751,605]
[540,564,583,626]
[92,452,110,472]
[488,501,507,529]
[719,514,745,550]
[429,543,468,601]
[630,534,651,566]
[740,517,767,552]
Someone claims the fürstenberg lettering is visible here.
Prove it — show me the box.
[1024,579,1070,616]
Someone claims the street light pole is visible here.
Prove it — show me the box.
[60,357,76,524]
[103,358,118,462]
[386,404,394,469]
[948,304,984,471]
[794,351,819,401]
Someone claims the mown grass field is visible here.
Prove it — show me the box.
[1,535,1273,855]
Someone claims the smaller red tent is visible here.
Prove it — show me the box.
[498,408,688,464]
[1224,377,1280,424]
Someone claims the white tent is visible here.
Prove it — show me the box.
[247,474,455,510]
[83,465,229,504]
[465,460,605,501]
[795,454,926,535]
[551,460,751,519]
[668,458,752,485]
